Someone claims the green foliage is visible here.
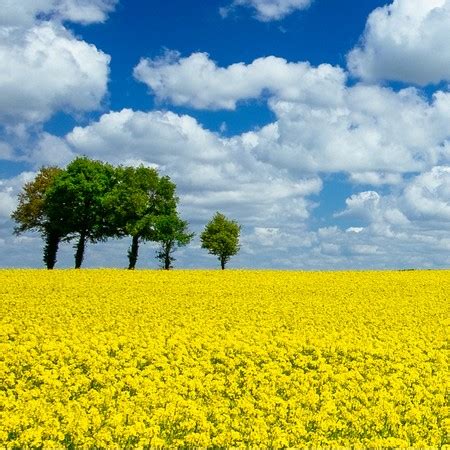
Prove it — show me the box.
[11,166,64,269]
[12,157,194,269]
[154,213,194,270]
[152,176,191,270]
[44,157,117,268]
[104,165,160,269]
[104,166,182,269]
[200,212,241,269]
[11,166,63,235]
[105,165,159,239]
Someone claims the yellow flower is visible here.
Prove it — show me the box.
[0,269,448,447]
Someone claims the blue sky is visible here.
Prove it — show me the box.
[0,0,449,269]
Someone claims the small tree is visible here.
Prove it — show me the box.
[154,213,194,270]
[200,212,241,269]
[11,166,64,269]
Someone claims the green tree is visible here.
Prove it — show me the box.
[44,157,117,268]
[154,212,194,270]
[104,165,160,269]
[11,166,64,269]
[200,212,241,270]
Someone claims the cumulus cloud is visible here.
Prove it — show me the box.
[403,166,450,221]
[220,0,313,21]
[336,191,383,222]
[303,224,449,269]
[348,0,450,85]
[24,133,75,168]
[134,52,345,110]
[337,167,450,228]
[249,85,450,175]
[0,23,110,125]
[336,190,410,229]
[0,0,117,27]
[312,167,450,268]
[243,196,449,268]
[0,191,17,222]
[64,108,322,225]
[67,109,227,166]
[348,172,403,186]
[0,172,35,222]
[134,52,450,177]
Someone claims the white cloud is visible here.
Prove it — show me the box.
[64,108,322,225]
[308,224,449,268]
[336,189,411,230]
[0,172,35,221]
[337,191,382,221]
[350,244,380,256]
[348,0,450,85]
[306,167,449,268]
[67,109,226,165]
[253,227,280,246]
[403,166,450,221]
[0,142,14,160]
[134,52,345,110]
[0,191,16,221]
[25,133,75,168]
[348,172,403,186]
[220,0,314,21]
[134,52,450,177]
[0,23,110,124]
[337,167,450,228]
[251,85,450,175]
[0,0,117,27]
[346,227,364,234]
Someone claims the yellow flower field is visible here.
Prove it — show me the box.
[0,269,449,448]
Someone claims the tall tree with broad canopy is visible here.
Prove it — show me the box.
[104,165,160,269]
[11,166,64,269]
[200,212,241,269]
[44,157,117,268]
[154,212,194,270]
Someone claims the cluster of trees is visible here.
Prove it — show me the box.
[11,157,241,270]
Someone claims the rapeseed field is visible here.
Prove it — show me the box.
[0,269,448,448]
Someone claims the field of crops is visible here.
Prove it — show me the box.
[0,270,449,448]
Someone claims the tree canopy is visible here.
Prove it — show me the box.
[154,212,194,270]
[200,212,241,269]
[11,166,64,269]
[104,165,160,269]
[44,157,117,268]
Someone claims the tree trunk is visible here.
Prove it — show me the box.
[164,256,170,270]
[164,246,171,270]
[128,235,139,270]
[43,230,59,270]
[164,241,172,270]
[220,257,225,270]
[74,232,86,269]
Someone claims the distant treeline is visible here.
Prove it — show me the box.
[11,157,241,270]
